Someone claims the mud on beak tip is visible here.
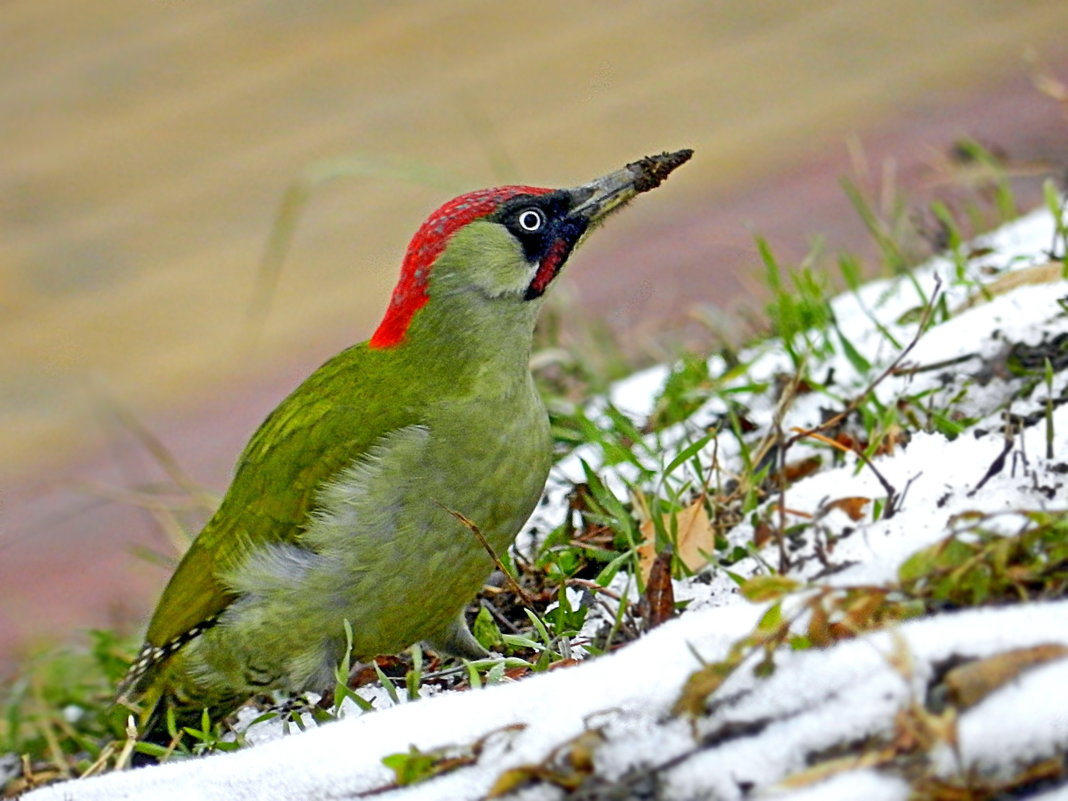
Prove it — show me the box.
[572,148,693,221]
[627,148,694,193]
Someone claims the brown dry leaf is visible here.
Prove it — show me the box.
[955,262,1065,312]
[672,661,735,717]
[780,455,822,484]
[487,729,605,797]
[807,598,831,646]
[753,521,775,549]
[562,729,606,774]
[637,498,715,582]
[639,549,675,629]
[488,764,556,797]
[776,748,893,790]
[833,431,862,451]
[823,496,871,522]
[945,643,1068,709]
[836,588,890,637]
[547,658,582,671]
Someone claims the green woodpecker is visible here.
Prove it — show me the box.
[117,150,692,726]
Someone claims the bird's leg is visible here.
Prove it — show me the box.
[424,612,489,660]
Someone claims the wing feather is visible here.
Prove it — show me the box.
[131,343,419,686]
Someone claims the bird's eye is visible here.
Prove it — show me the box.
[516,208,545,233]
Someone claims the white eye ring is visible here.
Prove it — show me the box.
[517,208,545,232]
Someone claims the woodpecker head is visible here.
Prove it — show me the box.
[369,149,692,348]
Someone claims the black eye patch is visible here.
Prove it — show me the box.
[495,191,585,263]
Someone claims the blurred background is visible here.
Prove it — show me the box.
[3,0,1068,675]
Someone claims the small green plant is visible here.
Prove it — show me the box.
[177,709,241,757]
[1042,178,1068,262]
[332,621,374,716]
[647,354,715,430]
[760,237,836,368]
[899,509,1068,605]
[381,744,449,787]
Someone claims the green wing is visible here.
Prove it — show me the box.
[141,342,417,658]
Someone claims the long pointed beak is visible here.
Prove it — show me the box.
[568,149,693,224]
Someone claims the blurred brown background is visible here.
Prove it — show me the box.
[3,0,1068,673]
